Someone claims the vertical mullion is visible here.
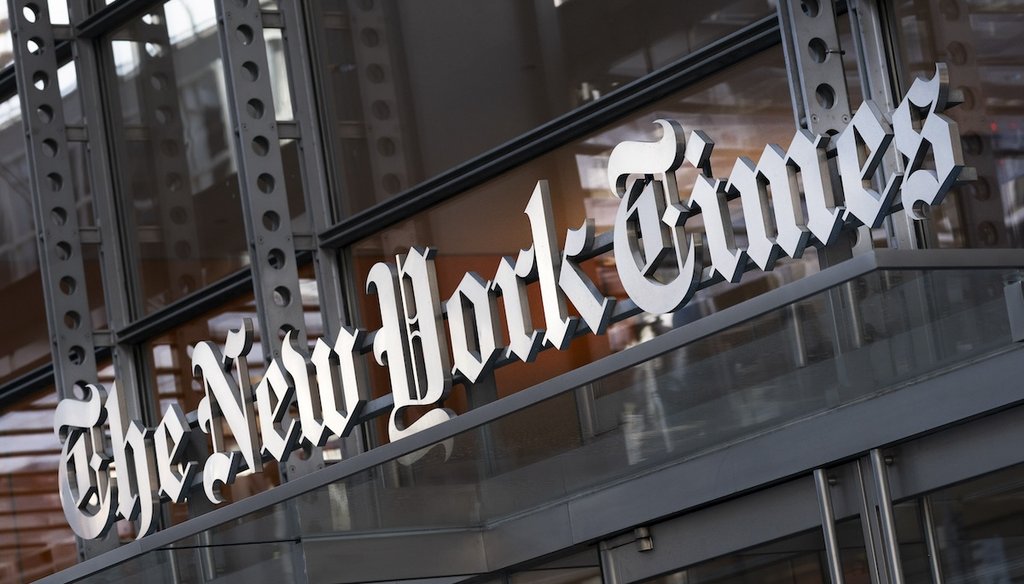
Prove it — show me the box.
[814,468,846,584]
[920,495,945,584]
[871,448,906,584]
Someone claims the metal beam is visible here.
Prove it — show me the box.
[215,0,308,361]
[9,0,97,404]
[10,0,158,560]
[778,0,853,134]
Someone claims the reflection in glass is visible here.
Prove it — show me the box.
[312,0,776,214]
[352,48,816,429]
[644,523,869,584]
[59,61,109,331]
[0,96,54,385]
[894,0,1024,249]
[922,463,1024,583]
[104,1,253,316]
[0,388,78,582]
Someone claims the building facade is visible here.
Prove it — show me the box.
[0,0,1022,582]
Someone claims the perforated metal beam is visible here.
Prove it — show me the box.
[9,0,97,402]
[343,0,416,210]
[779,0,853,135]
[9,0,121,558]
[216,0,307,359]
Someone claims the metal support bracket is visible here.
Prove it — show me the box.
[779,0,853,134]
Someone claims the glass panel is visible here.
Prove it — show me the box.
[0,95,52,385]
[314,0,776,214]
[0,388,78,582]
[263,27,294,122]
[915,463,1024,583]
[105,0,249,316]
[351,47,814,424]
[893,0,1024,249]
[890,500,934,583]
[643,521,869,584]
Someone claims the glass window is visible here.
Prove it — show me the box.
[105,0,249,316]
[894,0,1024,249]
[312,0,777,215]
[351,47,815,421]
[643,522,868,584]
[0,95,53,385]
[0,388,78,582]
[924,463,1024,582]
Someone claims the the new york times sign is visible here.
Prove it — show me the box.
[54,65,967,539]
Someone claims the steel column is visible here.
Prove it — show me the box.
[9,0,96,408]
[778,0,853,134]
[8,0,124,557]
[212,16,320,579]
[215,0,308,359]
